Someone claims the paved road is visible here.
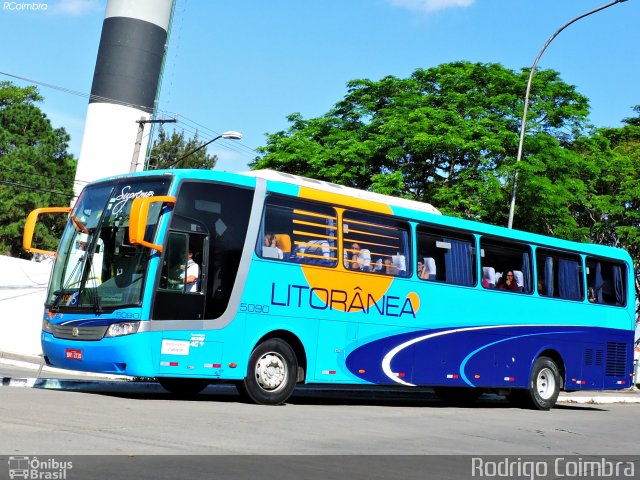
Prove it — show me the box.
[1,378,640,456]
[2,354,640,459]
[2,356,640,479]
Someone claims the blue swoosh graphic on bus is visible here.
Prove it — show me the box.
[382,325,501,386]
[458,331,575,387]
[379,324,584,386]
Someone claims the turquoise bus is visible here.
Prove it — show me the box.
[23,169,635,409]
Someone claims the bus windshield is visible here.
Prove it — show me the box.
[47,177,171,311]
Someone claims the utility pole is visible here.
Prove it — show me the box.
[129,118,177,172]
[507,0,628,229]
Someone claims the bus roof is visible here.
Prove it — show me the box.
[241,169,442,216]
[239,170,629,262]
[101,168,630,262]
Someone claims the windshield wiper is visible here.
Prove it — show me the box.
[70,214,89,234]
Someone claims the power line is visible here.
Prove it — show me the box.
[0,69,261,158]
[0,165,86,188]
[0,70,154,113]
[170,114,258,156]
[0,69,262,168]
[0,179,73,198]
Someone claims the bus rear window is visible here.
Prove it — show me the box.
[586,257,627,306]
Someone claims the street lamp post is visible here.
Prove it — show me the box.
[507,0,628,229]
[162,130,243,169]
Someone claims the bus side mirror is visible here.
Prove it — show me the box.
[23,207,72,255]
[129,195,176,252]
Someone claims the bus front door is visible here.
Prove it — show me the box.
[153,231,207,320]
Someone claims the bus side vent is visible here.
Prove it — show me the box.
[595,349,603,366]
[605,342,627,377]
[584,349,593,366]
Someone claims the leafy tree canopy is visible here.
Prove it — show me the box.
[148,127,217,170]
[251,61,591,238]
[575,106,640,297]
[0,81,76,257]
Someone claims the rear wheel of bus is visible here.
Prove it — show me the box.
[236,338,298,405]
[511,356,561,410]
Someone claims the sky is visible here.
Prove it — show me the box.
[1,0,639,174]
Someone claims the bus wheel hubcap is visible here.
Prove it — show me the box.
[536,367,556,400]
[255,352,286,391]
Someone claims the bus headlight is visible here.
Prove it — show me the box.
[42,319,53,333]
[105,322,140,338]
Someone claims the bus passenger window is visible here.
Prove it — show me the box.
[258,197,338,267]
[536,249,582,301]
[480,238,531,294]
[416,226,475,286]
[585,257,626,306]
[342,211,410,276]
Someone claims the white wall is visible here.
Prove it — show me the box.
[0,255,51,356]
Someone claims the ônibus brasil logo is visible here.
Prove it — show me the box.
[8,456,72,479]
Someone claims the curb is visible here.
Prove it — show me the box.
[558,394,640,405]
[1,377,166,393]
[0,352,135,381]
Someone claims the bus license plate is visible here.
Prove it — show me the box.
[65,349,83,360]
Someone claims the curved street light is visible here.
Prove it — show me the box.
[163,130,243,169]
[507,0,628,229]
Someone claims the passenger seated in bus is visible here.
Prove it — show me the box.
[418,257,436,280]
[383,258,393,274]
[307,239,331,259]
[262,232,284,259]
[588,287,597,303]
[382,256,406,276]
[481,266,495,288]
[264,232,277,247]
[345,243,361,270]
[274,233,291,259]
[418,260,429,280]
[417,261,430,280]
[358,248,371,271]
[392,254,407,276]
[497,270,520,292]
[296,239,331,265]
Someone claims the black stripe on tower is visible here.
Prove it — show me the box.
[90,16,167,113]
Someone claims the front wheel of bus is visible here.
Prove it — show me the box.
[237,339,298,405]
[519,356,561,410]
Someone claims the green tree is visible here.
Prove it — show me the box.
[148,127,217,170]
[575,106,640,308]
[252,62,590,237]
[0,81,76,257]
